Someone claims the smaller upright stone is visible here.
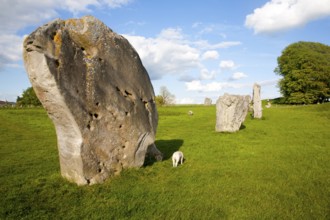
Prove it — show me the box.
[215,93,250,132]
[204,97,212,105]
[252,83,262,118]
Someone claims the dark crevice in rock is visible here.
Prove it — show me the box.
[93,113,98,119]
[124,90,132,97]
[26,48,33,52]
[54,59,60,68]
[51,32,57,40]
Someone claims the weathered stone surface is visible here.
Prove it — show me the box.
[252,83,262,118]
[204,97,212,105]
[215,93,250,132]
[23,16,162,185]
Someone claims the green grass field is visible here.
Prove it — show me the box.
[1,104,329,219]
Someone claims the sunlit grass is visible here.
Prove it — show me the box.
[1,104,329,219]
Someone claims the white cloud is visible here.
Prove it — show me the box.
[125,28,241,81]
[219,60,236,70]
[201,50,219,60]
[195,40,241,50]
[175,97,196,104]
[200,68,216,80]
[0,35,25,69]
[185,80,247,92]
[124,33,200,80]
[245,0,330,34]
[230,72,248,80]
[258,79,279,86]
[102,0,133,8]
[158,28,184,41]
[192,22,202,28]
[178,74,198,82]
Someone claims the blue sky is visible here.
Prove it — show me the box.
[1,0,330,103]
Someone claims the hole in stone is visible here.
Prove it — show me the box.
[116,86,120,92]
[26,48,33,52]
[94,113,98,119]
[27,41,33,45]
[51,32,56,40]
[55,60,60,67]
[76,89,79,94]
[87,124,91,130]
[86,179,90,184]
[35,45,42,49]
[89,112,93,117]
[81,47,85,51]
[122,145,125,149]
[125,111,129,116]
[98,57,103,62]
[98,168,102,173]
[125,90,130,95]
[95,102,100,106]
[119,124,122,128]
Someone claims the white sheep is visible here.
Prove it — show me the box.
[172,151,184,167]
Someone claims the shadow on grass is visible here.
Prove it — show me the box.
[144,139,184,166]
[240,124,246,130]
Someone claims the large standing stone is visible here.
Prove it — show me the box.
[215,94,250,132]
[204,97,212,105]
[252,83,262,118]
[23,16,162,185]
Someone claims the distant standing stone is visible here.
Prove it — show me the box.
[204,97,212,105]
[252,83,262,118]
[23,16,162,185]
[215,93,250,132]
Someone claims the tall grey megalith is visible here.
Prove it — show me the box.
[252,83,262,119]
[23,16,162,185]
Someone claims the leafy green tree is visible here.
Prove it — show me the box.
[275,41,330,104]
[155,95,165,106]
[156,86,175,106]
[16,87,42,107]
